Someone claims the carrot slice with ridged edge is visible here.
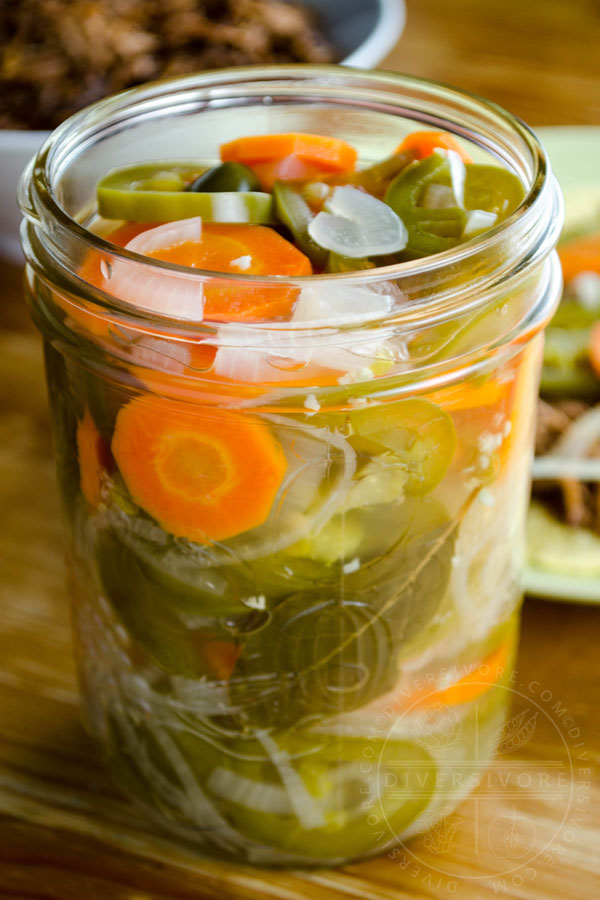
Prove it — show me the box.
[220,132,358,170]
[64,220,312,338]
[220,132,358,191]
[58,221,312,401]
[145,222,312,321]
[111,396,287,542]
[397,130,473,163]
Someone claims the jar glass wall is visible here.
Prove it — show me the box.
[20,66,562,866]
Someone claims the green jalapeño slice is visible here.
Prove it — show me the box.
[177,729,436,862]
[186,162,261,194]
[97,161,275,223]
[347,397,457,494]
[272,181,329,267]
[385,153,467,257]
[385,153,525,257]
[463,164,525,219]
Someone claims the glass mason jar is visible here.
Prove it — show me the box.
[19,66,562,866]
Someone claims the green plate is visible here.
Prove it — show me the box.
[523,568,600,605]
[538,127,600,235]
[524,127,600,604]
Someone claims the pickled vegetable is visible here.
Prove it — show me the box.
[463,164,525,218]
[194,732,435,861]
[186,162,261,194]
[397,129,473,162]
[97,162,274,223]
[384,153,468,257]
[352,149,415,196]
[272,181,328,267]
[307,185,408,257]
[111,397,288,542]
[97,529,242,677]
[76,407,110,508]
[385,153,524,258]
[347,398,457,493]
[54,127,535,864]
[220,132,358,172]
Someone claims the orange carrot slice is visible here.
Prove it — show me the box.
[558,232,600,284]
[81,222,310,322]
[72,221,312,328]
[426,376,507,412]
[429,639,510,707]
[221,132,358,170]
[145,222,312,321]
[111,397,287,542]
[396,639,511,711]
[590,322,600,377]
[221,133,358,191]
[397,130,473,163]
[148,222,311,278]
[76,407,111,507]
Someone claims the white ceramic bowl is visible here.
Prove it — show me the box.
[0,0,405,264]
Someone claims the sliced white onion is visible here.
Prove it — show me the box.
[126,217,203,254]
[551,404,600,458]
[213,345,308,382]
[103,218,205,320]
[230,254,252,271]
[143,723,248,850]
[532,456,600,482]
[255,731,325,829]
[446,475,527,647]
[463,209,498,236]
[213,337,395,385]
[437,148,466,207]
[213,281,397,383]
[125,334,194,372]
[421,183,457,209]
[291,282,396,376]
[212,323,311,384]
[212,322,310,382]
[307,185,408,257]
[207,767,293,815]
[292,282,394,325]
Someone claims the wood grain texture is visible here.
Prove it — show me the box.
[1,1,600,897]
[385,0,600,126]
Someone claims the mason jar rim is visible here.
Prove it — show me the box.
[19,64,563,339]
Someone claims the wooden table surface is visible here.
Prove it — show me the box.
[1,1,599,897]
